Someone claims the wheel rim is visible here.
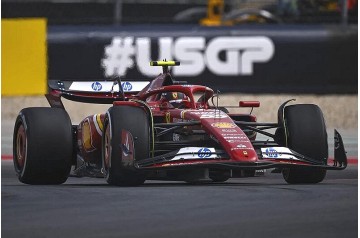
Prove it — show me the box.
[15,124,27,170]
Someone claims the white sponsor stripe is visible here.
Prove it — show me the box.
[69,81,149,92]
[171,147,217,160]
[261,147,300,160]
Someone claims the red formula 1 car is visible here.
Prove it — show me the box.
[13,61,347,185]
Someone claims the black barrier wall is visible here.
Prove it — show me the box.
[48,25,357,93]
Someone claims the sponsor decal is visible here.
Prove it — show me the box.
[173,118,192,122]
[171,147,217,160]
[221,134,247,137]
[121,130,134,160]
[197,148,212,158]
[227,139,250,143]
[165,112,171,123]
[102,36,274,77]
[221,129,237,132]
[261,147,299,160]
[211,122,236,129]
[70,81,148,92]
[200,114,227,119]
[122,133,130,157]
[174,117,182,121]
[224,136,248,139]
[236,144,247,148]
[265,148,278,158]
[172,92,178,99]
[121,82,133,91]
[190,111,225,115]
[91,82,102,91]
[180,110,189,119]
[161,162,203,167]
[230,144,252,151]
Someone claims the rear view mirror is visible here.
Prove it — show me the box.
[239,101,260,107]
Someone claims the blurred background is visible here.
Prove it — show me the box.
[2,0,358,25]
[1,0,358,156]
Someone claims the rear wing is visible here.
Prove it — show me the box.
[46,80,150,106]
[46,61,179,106]
[48,80,150,93]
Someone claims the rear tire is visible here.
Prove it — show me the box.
[102,106,150,186]
[13,108,73,184]
[282,104,328,184]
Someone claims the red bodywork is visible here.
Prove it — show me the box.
[66,74,258,166]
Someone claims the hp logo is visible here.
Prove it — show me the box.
[91,82,102,91]
[198,148,212,158]
[121,82,133,91]
[265,148,278,158]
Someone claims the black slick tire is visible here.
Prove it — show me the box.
[13,107,73,184]
[282,104,328,184]
[102,106,150,186]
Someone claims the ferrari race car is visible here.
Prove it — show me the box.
[13,61,347,186]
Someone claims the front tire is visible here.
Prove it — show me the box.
[13,108,73,184]
[102,106,150,186]
[282,104,328,184]
[209,169,230,182]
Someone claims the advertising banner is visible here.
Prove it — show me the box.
[48,25,357,93]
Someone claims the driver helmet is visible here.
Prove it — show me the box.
[162,92,185,101]
[162,92,187,107]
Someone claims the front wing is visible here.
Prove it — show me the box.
[135,130,347,171]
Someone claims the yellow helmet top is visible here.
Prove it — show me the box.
[150,61,180,66]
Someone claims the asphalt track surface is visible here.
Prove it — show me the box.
[2,160,357,238]
[2,119,358,237]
